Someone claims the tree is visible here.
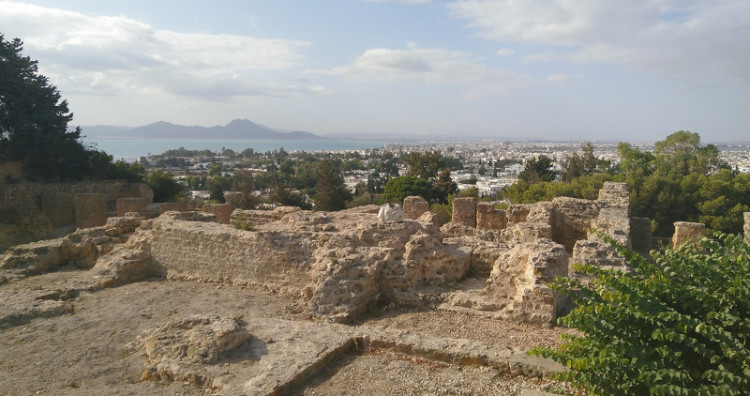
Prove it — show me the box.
[148,170,184,202]
[519,155,555,184]
[270,182,312,209]
[403,151,445,180]
[532,233,750,395]
[312,159,350,211]
[382,176,432,203]
[0,34,96,181]
[227,170,257,210]
[432,168,457,204]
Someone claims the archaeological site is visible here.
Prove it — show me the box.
[2,180,746,395]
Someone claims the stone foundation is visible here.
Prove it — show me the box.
[672,221,705,249]
[75,194,107,229]
[158,202,189,214]
[402,196,430,220]
[41,193,75,228]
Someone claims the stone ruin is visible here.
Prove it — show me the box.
[6,181,747,330]
[2,181,648,329]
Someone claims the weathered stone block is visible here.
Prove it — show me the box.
[75,193,107,229]
[377,203,403,223]
[402,196,430,220]
[672,221,705,249]
[452,198,476,227]
[126,183,154,204]
[41,192,75,227]
[476,202,506,230]
[116,198,147,217]
[158,202,189,214]
[201,203,232,224]
[744,212,750,243]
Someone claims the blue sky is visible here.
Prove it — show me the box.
[1,0,749,142]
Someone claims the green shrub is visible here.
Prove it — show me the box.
[532,233,750,395]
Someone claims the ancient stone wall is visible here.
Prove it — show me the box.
[40,193,75,228]
[402,196,430,220]
[550,197,600,252]
[672,221,705,249]
[116,198,147,217]
[0,181,133,212]
[231,207,301,228]
[201,203,232,224]
[75,194,107,229]
[593,182,631,248]
[476,202,506,230]
[158,202,189,214]
[451,198,476,227]
[744,212,750,243]
[0,161,24,184]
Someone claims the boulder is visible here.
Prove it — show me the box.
[377,203,403,223]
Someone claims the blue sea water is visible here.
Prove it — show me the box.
[83,137,389,161]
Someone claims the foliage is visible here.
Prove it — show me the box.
[519,155,555,184]
[312,159,351,211]
[506,132,750,237]
[532,233,750,395]
[0,34,108,181]
[382,176,432,203]
[206,177,226,203]
[227,170,257,210]
[432,168,457,204]
[403,150,445,180]
[430,203,452,226]
[148,170,184,202]
[270,182,312,209]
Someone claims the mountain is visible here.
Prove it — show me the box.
[81,119,325,140]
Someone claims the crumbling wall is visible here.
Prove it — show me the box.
[451,198,476,227]
[672,221,705,249]
[75,194,107,229]
[476,202,506,230]
[550,197,600,252]
[744,212,750,243]
[402,196,430,220]
[201,203,232,224]
[116,198,147,217]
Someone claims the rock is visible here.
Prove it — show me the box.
[137,315,252,388]
[402,196,430,220]
[451,198,476,227]
[377,204,403,223]
[745,212,750,242]
[672,221,705,249]
[201,203,232,224]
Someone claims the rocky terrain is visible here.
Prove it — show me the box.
[1,183,642,395]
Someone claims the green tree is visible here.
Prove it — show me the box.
[227,170,257,210]
[533,233,750,395]
[270,182,312,209]
[403,151,445,180]
[432,168,457,204]
[148,170,184,202]
[382,176,432,203]
[519,155,555,184]
[0,34,101,181]
[312,159,351,211]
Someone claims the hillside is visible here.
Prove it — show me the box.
[81,119,325,140]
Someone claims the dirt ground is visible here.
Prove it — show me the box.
[0,268,577,396]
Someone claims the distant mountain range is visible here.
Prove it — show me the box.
[81,119,326,140]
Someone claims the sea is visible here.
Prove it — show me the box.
[83,137,392,162]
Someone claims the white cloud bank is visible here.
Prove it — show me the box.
[448,0,750,82]
[329,43,528,99]
[0,1,323,100]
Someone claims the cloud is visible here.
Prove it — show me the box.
[495,48,515,57]
[0,1,320,100]
[328,43,528,98]
[447,0,750,81]
[546,74,569,82]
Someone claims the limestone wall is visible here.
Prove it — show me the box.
[0,181,134,212]
[403,196,430,220]
[0,161,24,184]
[672,221,705,249]
[117,198,147,217]
[201,203,232,224]
[451,198,476,227]
[744,212,750,242]
[476,202,506,230]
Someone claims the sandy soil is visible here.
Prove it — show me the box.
[0,269,576,396]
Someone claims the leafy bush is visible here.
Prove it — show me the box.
[382,176,432,203]
[532,233,750,395]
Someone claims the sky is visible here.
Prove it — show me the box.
[1,0,749,142]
